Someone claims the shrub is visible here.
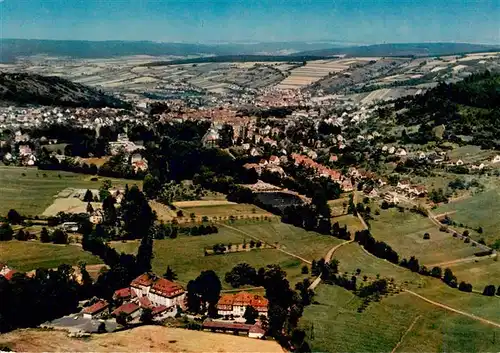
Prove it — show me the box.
[423,232,430,240]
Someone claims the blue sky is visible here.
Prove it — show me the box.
[0,0,499,44]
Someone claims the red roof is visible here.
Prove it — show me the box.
[218,292,268,311]
[150,278,185,298]
[113,287,131,300]
[112,302,140,316]
[138,296,153,308]
[82,300,109,315]
[131,273,155,287]
[152,305,168,316]
[3,270,17,280]
[202,321,253,331]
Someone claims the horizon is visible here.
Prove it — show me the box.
[1,0,499,44]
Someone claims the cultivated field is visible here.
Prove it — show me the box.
[0,326,283,353]
[0,241,100,272]
[0,166,139,216]
[443,257,500,289]
[175,202,274,222]
[299,284,500,353]
[370,208,478,265]
[112,224,310,288]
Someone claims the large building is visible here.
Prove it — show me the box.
[217,292,268,318]
[130,273,186,309]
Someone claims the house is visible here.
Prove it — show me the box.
[18,145,33,157]
[384,193,399,204]
[428,154,444,164]
[396,148,407,157]
[471,163,485,170]
[417,152,426,160]
[90,210,104,224]
[113,287,133,302]
[61,222,79,232]
[217,292,268,318]
[364,186,378,198]
[112,302,141,321]
[0,264,16,280]
[130,273,186,310]
[388,146,396,154]
[397,180,411,190]
[82,300,109,319]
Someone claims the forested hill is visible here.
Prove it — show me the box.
[395,71,500,148]
[0,72,131,109]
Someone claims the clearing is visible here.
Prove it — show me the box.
[0,241,100,272]
[0,326,283,353]
[0,166,139,216]
[299,284,500,353]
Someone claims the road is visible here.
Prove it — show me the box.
[405,290,500,329]
[308,240,354,290]
[427,253,497,268]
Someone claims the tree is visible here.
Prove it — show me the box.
[102,195,117,226]
[97,322,107,333]
[430,266,442,279]
[86,202,94,214]
[193,270,222,317]
[458,281,473,292]
[7,209,23,225]
[423,232,430,240]
[136,231,154,274]
[15,229,27,241]
[78,262,93,299]
[116,311,128,326]
[301,265,309,275]
[243,306,259,324]
[163,266,178,281]
[143,174,161,199]
[186,280,201,314]
[225,263,257,288]
[443,268,457,287]
[482,284,496,296]
[40,227,51,243]
[121,186,155,239]
[0,223,14,241]
[140,307,154,324]
[83,189,94,202]
[52,229,68,244]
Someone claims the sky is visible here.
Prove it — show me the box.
[0,0,499,44]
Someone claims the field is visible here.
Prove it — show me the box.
[0,166,140,216]
[175,202,274,222]
[370,208,478,265]
[332,243,422,285]
[0,241,100,272]
[299,284,500,353]
[443,257,500,289]
[112,223,317,288]
[0,326,283,353]
[333,214,366,233]
[435,189,500,244]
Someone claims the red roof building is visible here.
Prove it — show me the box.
[82,300,109,318]
[217,292,268,317]
[112,302,140,317]
[113,287,132,301]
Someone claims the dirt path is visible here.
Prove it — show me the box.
[390,315,421,353]
[308,240,354,290]
[427,253,497,268]
[217,223,312,264]
[404,290,500,329]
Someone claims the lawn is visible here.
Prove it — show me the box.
[332,243,422,285]
[435,189,500,244]
[0,166,140,216]
[112,225,309,289]
[300,284,500,353]
[229,221,343,261]
[370,208,478,265]
[0,241,101,272]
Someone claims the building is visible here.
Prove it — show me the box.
[130,273,186,309]
[202,320,265,339]
[217,292,268,318]
[111,302,141,321]
[82,300,109,319]
[61,222,79,232]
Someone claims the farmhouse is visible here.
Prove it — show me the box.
[217,292,268,318]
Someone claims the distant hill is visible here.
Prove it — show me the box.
[296,43,500,57]
[0,72,131,108]
[142,55,328,66]
[0,39,345,63]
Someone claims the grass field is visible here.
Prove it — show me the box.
[176,203,273,222]
[0,241,100,272]
[435,189,500,244]
[333,214,366,233]
[300,284,500,353]
[228,222,342,261]
[112,225,309,289]
[333,243,422,285]
[0,166,140,216]
[370,208,478,265]
[443,257,500,289]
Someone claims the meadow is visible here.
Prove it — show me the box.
[176,202,273,222]
[370,208,478,265]
[444,257,500,289]
[0,166,140,216]
[299,284,500,353]
[112,223,316,289]
[0,241,100,272]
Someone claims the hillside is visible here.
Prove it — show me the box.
[297,43,500,58]
[0,326,283,352]
[0,72,131,108]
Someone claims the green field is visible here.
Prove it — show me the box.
[333,214,366,233]
[300,284,500,353]
[444,257,500,289]
[0,241,100,272]
[333,243,422,285]
[177,203,272,220]
[228,222,343,261]
[435,189,500,244]
[112,224,311,289]
[370,208,478,265]
[0,166,140,216]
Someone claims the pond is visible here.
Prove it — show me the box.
[254,192,305,212]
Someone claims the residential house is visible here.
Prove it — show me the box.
[364,186,378,198]
[82,300,109,319]
[111,302,141,321]
[113,287,133,302]
[217,292,268,318]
